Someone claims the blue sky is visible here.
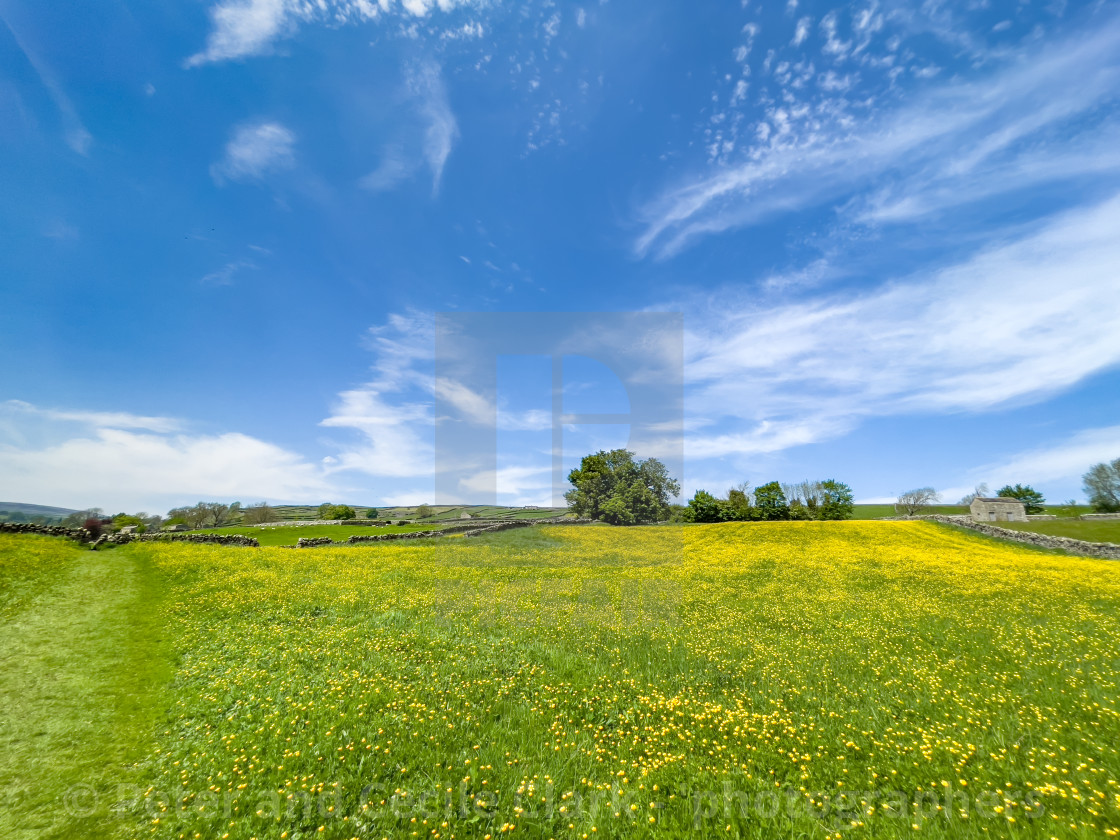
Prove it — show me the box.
[2,0,1120,513]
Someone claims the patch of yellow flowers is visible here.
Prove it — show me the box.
[129,522,1119,838]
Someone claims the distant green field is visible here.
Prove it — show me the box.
[264,504,569,523]
[198,523,444,546]
[1038,504,1095,518]
[999,519,1120,544]
[849,504,969,519]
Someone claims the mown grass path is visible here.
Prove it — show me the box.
[0,538,167,839]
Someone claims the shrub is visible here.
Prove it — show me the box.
[789,500,811,520]
[724,488,754,521]
[686,490,723,523]
[83,517,107,537]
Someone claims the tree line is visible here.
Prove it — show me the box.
[564,449,855,524]
[683,480,855,523]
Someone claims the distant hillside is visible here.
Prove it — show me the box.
[0,501,78,523]
[0,502,78,517]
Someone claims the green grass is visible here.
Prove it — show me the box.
[1038,504,1096,518]
[197,522,446,546]
[850,504,970,519]
[4,524,1119,838]
[0,535,171,840]
[998,519,1120,543]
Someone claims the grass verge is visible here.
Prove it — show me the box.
[0,535,171,839]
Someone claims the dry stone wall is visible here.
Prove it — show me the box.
[0,522,94,541]
[920,515,1120,560]
[135,532,259,547]
[0,521,259,547]
[5,516,596,551]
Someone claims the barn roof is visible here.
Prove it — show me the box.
[972,497,1024,504]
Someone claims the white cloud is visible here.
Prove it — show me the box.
[926,426,1120,505]
[637,15,1120,257]
[319,387,435,479]
[359,145,418,192]
[681,193,1120,458]
[435,377,492,426]
[200,259,258,286]
[458,464,552,504]
[211,121,296,184]
[359,62,458,196]
[186,0,484,65]
[434,377,552,431]
[361,310,434,390]
[318,311,436,480]
[409,61,458,194]
[0,429,333,512]
[971,426,1120,491]
[792,16,811,46]
[186,0,296,66]
[0,402,335,511]
[542,12,560,41]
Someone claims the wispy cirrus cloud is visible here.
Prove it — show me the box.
[200,258,259,286]
[359,61,458,196]
[639,12,1120,258]
[679,192,1120,459]
[3,400,182,433]
[1,10,91,154]
[932,425,1120,506]
[315,177,1120,489]
[211,121,296,184]
[319,311,435,481]
[186,0,489,66]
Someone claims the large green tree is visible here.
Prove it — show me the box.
[818,479,855,520]
[566,449,680,525]
[996,484,1046,515]
[1083,458,1120,512]
[753,481,790,521]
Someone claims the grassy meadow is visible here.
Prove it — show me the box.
[999,519,1120,544]
[1,523,1119,838]
[196,523,446,546]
